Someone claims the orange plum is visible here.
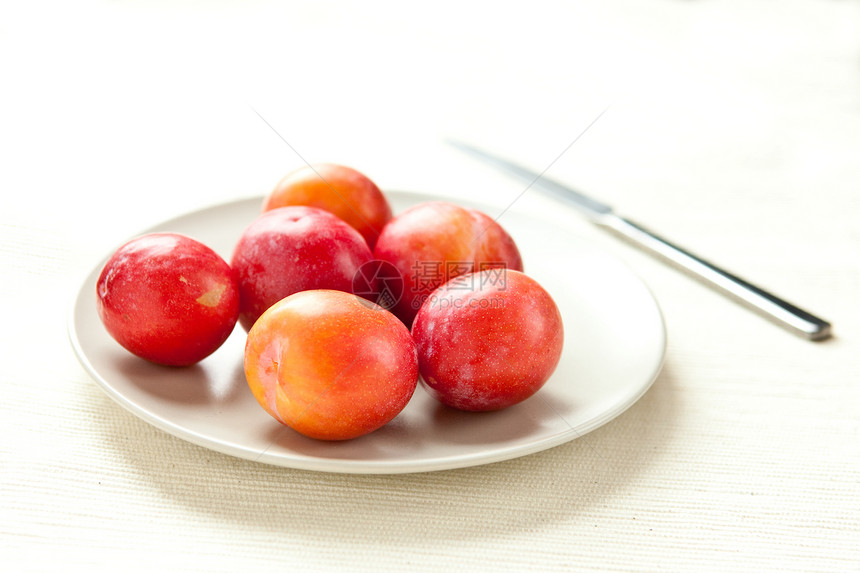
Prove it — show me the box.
[263,163,392,249]
[244,290,419,441]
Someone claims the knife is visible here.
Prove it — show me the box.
[448,140,832,341]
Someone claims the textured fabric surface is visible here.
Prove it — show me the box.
[2,1,859,571]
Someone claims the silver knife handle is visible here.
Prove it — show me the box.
[598,214,832,341]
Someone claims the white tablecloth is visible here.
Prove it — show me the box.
[3,1,858,571]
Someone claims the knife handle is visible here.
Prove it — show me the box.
[598,214,832,341]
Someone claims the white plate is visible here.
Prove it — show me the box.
[69,191,666,474]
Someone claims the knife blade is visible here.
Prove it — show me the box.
[448,139,832,341]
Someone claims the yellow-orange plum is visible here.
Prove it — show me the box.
[263,163,392,249]
[244,290,418,441]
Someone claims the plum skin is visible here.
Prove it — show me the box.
[263,163,392,249]
[244,289,419,441]
[411,269,564,412]
[372,201,523,327]
[230,206,375,331]
[95,232,240,367]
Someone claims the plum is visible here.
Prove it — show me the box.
[411,269,563,412]
[95,233,240,367]
[263,163,392,249]
[244,289,418,441]
[230,206,375,331]
[372,201,523,326]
